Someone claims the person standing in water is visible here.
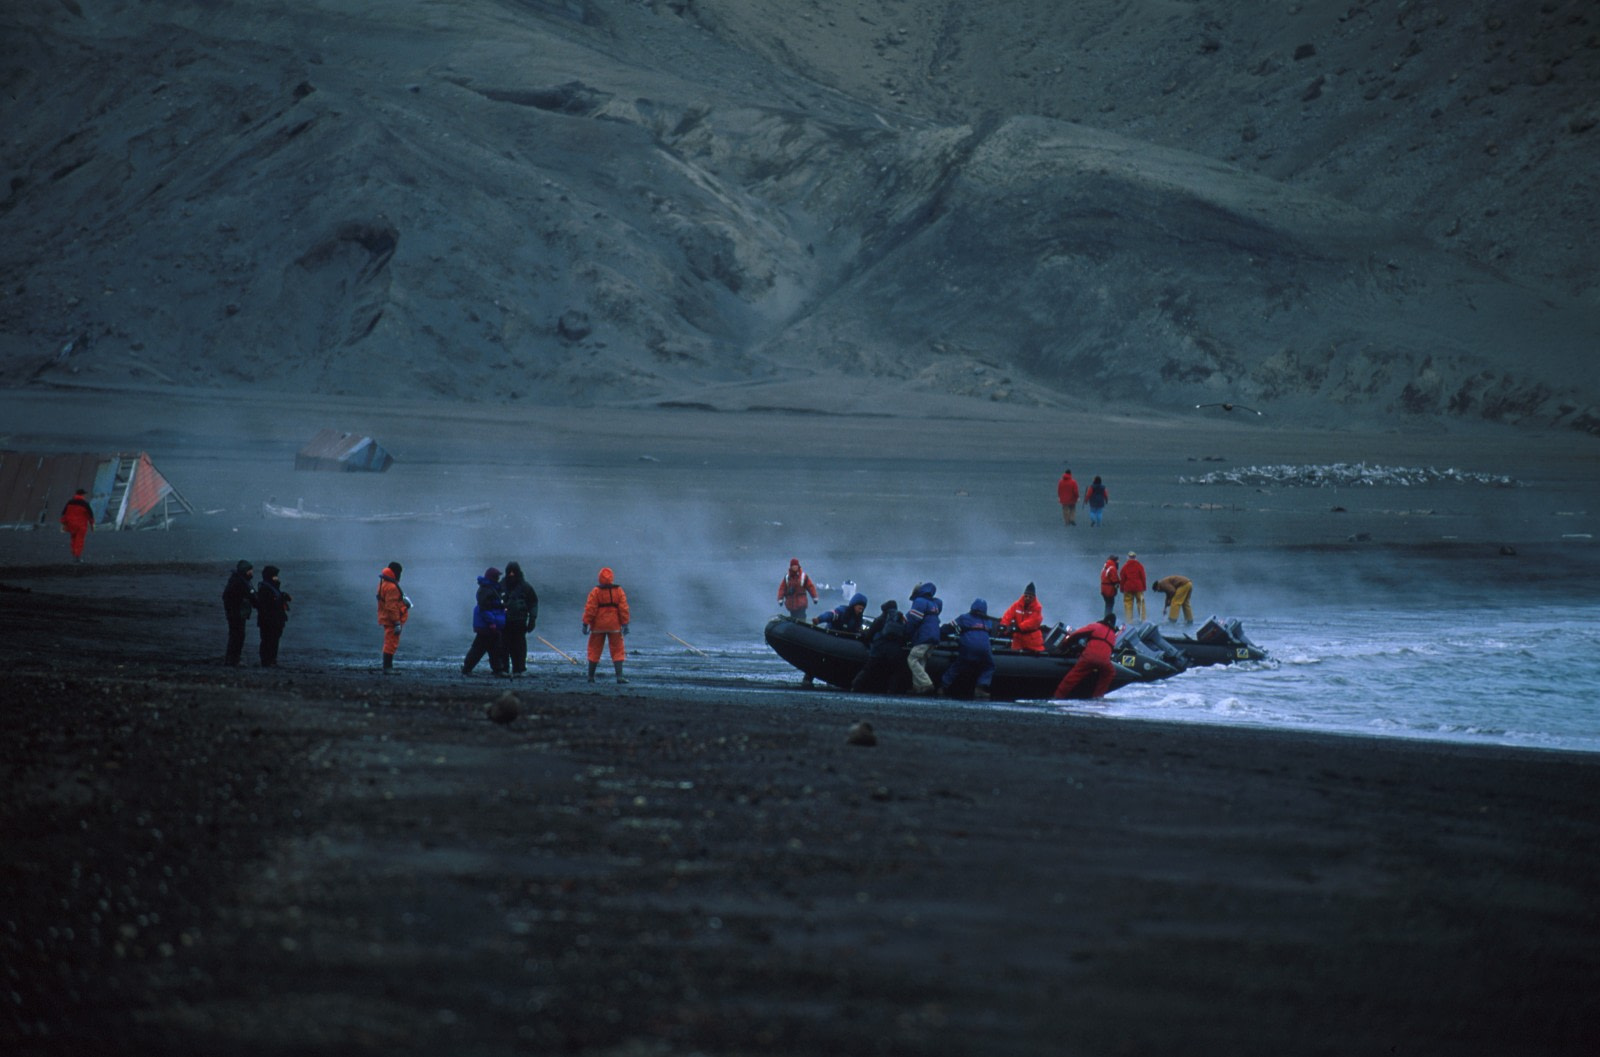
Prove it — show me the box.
[777,557,818,621]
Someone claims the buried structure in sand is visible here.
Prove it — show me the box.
[0,450,194,530]
[294,429,395,473]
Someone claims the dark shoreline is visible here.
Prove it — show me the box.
[5,656,1598,1056]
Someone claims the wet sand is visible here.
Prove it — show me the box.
[3,388,1599,1054]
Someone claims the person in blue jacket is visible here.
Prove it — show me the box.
[462,567,509,677]
[813,592,868,632]
[903,582,944,695]
[800,591,868,686]
[940,598,997,699]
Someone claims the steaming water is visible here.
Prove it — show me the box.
[415,599,1600,757]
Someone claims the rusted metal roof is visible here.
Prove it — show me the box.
[294,429,394,472]
[0,451,192,529]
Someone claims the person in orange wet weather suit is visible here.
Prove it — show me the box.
[1000,582,1046,653]
[1099,554,1121,617]
[1055,469,1079,527]
[1120,551,1147,622]
[376,562,411,672]
[59,488,95,561]
[777,557,818,620]
[583,566,631,684]
[1053,613,1120,700]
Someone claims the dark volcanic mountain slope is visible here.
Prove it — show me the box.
[1,0,1595,432]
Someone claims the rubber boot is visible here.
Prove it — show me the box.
[614,661,628,684]
[382,652,393,672]
[587,661,598,683]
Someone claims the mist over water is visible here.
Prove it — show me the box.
[6,391,1595,755]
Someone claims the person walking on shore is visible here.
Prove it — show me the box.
[1056,469,1080,527]
[1099,554,1121,618]
[59,488,95,562]
[221,560,254,666]
[903,581,944,695]
[462,567,509,677]
[1121,551,1147,623]
[376,562,410,672]
[940,598,997,700]
[1153,574,1194,626]
[583,566,631,683]
[778,557,818,621]
[1085,475,1110,527]
[254,565,290,668]
[1000,582,1046,653]
[1053,613,1120,700]
[501,561,540,677]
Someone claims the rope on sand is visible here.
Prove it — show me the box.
[666,631,709,657]
[538,635,580,664]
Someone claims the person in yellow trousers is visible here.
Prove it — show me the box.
[1152,573,1194,626]
[582,566,631,683]
[1120,551,1148,622]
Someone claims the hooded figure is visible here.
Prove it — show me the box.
[501,561,541,676]
[814,592,868,632]
[903,581,945,695]
[941,598,997,699]
[377,562,410,671]
[853,599,910,694]
[221,560,254,666]
[582,566,631,683]
[1099,555,1121,616]
[777,557,819,620]
[462,567,508,676]
[254,564,290,667]
[1001,582,1045,653]
[59,487,95,560]
[1054,613,1120,701]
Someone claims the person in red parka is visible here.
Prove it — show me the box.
[1120,551,1148,622]
[1053,613,1120,700]
[59,488,95,561]
[1056,469,1079,527]
[1099,554,1121,617]
[1000,582,1046,653]
[777,557,818,621]
[583,566,631,684]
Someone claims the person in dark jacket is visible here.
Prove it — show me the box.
[903,581,944,695]
[59,488,95,561]
[501,561,540,676]
[940,598,997,699]
[805,591,869,688]
[254,565,291,667]
[814,592,868,631]
[462,567,509,677]
[1053,613,1120,700]
[221,560,254,666]
[1086,475,1110,527]
[852,599,910,694]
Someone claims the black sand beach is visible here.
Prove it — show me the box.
[4,389,1599,1055]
